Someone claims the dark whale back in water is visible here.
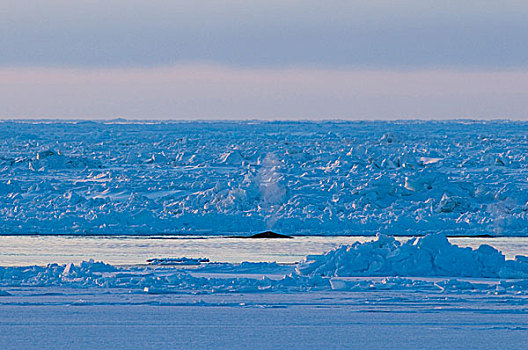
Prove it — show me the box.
[249,231,292,238]
[234,231,292,238]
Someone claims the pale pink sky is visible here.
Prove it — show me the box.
[1,65,527,119]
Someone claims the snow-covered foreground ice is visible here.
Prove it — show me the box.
[1,234,527,349]
[2,120,528,236]
[1,290,527,350]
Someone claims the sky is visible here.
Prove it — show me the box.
[1,0,528,120]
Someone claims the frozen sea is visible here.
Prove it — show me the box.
[2,120,528,349]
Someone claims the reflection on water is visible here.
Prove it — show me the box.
[0,235,527,266]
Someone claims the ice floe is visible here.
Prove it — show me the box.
[297,233,528,279]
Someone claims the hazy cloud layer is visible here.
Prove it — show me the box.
[2,1,528,68]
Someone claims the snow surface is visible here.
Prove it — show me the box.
[2,120,528,236]
[2,291,527,350]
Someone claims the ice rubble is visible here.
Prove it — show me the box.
[1,235,527,294]
[2,120,528,236]
[297,233,528,279]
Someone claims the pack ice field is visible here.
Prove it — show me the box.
[1,120,528,237]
